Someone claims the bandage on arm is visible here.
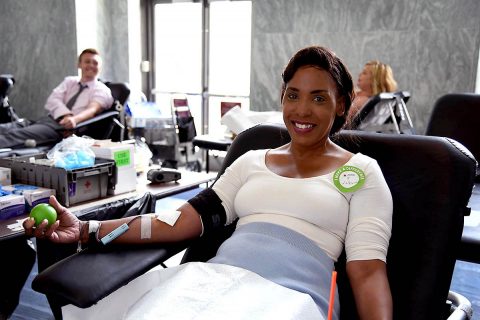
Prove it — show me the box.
[139,211,182,240]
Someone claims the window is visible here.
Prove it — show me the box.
[208,1,251,136]
[153,2,203,132]
[150,0,252,136]
[476,43,480,93]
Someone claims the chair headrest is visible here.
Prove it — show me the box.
[103,81,131,105]
[394,91,410,103]
[350,93,397,129]
[0,74,15,100]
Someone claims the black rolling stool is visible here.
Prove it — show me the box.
[192,134,232,173]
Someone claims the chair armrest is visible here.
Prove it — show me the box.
[192,135,232,151]
[75,110,120,129]
[32,242,189,308]
[447,291,473,320]
[54,111,119,133]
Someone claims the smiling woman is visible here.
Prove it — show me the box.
[282,68,343,141]
[25,45,393,320]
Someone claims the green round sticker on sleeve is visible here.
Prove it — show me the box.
[333,165,366,192]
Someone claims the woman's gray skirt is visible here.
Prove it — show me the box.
[208,222,340,320]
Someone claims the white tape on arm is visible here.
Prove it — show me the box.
[141,214,153,239]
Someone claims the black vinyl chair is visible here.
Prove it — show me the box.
[425,93,480,266]
[191,101,239,172]
[350,91,415,134]
[172,97,197,144]
[425,93,480,179]
[170,96,201,171]
[0,74,21,123]
[66,81,130,142]
[191,134,232,173]
[0,81,130,158]
[393,91,415,134]
[0,75,14,101]
[32,123,476,320]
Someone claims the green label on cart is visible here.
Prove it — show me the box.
[333,165,366,192]
[113,150,131,167]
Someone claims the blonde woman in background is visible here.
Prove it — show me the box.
[347,60,398,124]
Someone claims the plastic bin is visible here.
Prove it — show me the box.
[0,153,116,207]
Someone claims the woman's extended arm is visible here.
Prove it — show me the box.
[346,259,392,320]
[24,152,248,245]
[96,201,202,244]
[23,195,203,245]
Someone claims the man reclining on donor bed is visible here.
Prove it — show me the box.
[0,48,113,149]
[24,46,392,320]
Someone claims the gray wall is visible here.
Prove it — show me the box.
[1,0,479,133]
[0,0,129,121]
[0,0,77,121]
[97,0,129,83]
[250,0,480,134]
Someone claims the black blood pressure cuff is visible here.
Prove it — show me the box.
[187,188,226,237]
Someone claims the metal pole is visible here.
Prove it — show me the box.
[201,0,210,135]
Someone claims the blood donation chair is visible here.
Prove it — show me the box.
[0,80,130,158]
[68,81,130,142]
[32,123,476,320]
[0,74,23,124]
[171,96,201,171]
[425,93,480,181]
[350,91,415,134]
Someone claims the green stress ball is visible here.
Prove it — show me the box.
[30,203,57,226]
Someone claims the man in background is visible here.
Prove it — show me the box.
[0,48,113,319]
[0,48,113,148]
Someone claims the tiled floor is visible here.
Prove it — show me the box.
[10,259,53,320]
[451,260,480,319]
[10,187,480,320]
[461,183,480,318]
